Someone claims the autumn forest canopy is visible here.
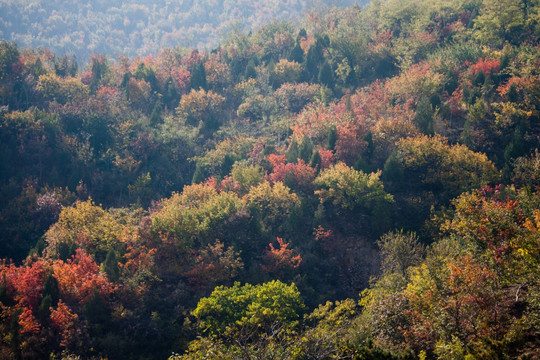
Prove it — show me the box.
[0,0,539,359]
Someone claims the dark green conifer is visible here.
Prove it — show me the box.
[305,43,322,79]
[284,171,297,190]
[310,149,322,170]
[103,249,120,282]
[221,154,235,178]
[43,273,60,304]
[192,163,206,184]
[363,130,374,158]
[383,151,404,183]
[244,59,257,79]
[461,120,474,150]
[57,242,76,261]
[289,42,304,63]
[414,97,434,135]
[286,139,299,164]
[327,125,337,150]
[318,61,334,89]
[299,136,313,162]
[150,99,163,125]
[190,62,207,90]
[508,84,518,102]
[164,77,179,108]
[38,294,53,322]
[297,28,307,41]
[474,70,485,86]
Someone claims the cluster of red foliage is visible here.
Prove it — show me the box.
[261,237,302,276]
[313,225,337,252]
[267,154,317,192]
[468,57,500,76]
[53,249,115,303]
[170,66,191,93]
[50,300,79,347]
[1,259,47,311]
[497,76,533,98]
[318,148,335,170]
[0,249,116,351]
[335,122,368,165]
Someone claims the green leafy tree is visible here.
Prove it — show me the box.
[385,135,500,200]
[36,73,89,105]
[230,161,264,194]
[44,200,124,261]
[315,162,394,232]
[474,0,529,45]
[377,230,424,276]
[151,187,245,248]
[246,181,300,236]
[192,280,305,340]
[315,162,394,212]
[0,41,19,81]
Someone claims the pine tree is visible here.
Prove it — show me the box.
[244,59,257,79]
[461,119,474,150]
[90,56,107,93]
[297,28,307,42]
[121,72,132,100]
[221,154,235,178]
[54,54,69,77]
[363,130,374,158]
[284,171,297,190]
[474,70,485,86]
[150,99,163,125]
[299,136,313,162]
[286,139,299,164]
[201,113,220,138]
[327,125,337,150]
[190,62,207,90]
[192,163,206,184]
[164,77,179,108]
[68,54,78,77]
[289,42,304,63]
[43,273,60,304]
[305,42,323,80]
[414,97,434,135]
[383,151,404,183]
[310,150,322,170]
[318,61,334,89]
[103,249,120,282]
[57,242,77,261]
[38,294,53,322]
[508,83,518,102]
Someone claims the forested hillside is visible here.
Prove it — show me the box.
[0,0,362,62]
[0,0,539,359]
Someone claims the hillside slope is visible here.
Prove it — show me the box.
[0,0,363,62]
